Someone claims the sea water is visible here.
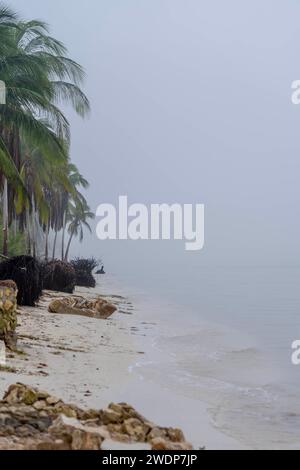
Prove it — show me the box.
[106,265,300,449]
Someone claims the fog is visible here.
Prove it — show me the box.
[10,0,300,275]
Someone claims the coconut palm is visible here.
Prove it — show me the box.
[0,5,90,255]
[60,163,89,260]
[64,200,94,262]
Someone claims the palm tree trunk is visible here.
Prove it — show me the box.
[25,208,32,255]
[45,223,49,261]
[31,198,36,258]
[61,212,66,261]
[2,178,8,256]
[52,230,58,260]
[64,231,74,262]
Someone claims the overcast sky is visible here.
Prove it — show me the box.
[8,0,300,276]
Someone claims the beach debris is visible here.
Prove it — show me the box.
[42,260,76,294]
[0,383,193,450]
[0,280,18,350]
[96,266,105,275]
[71,258,99,288]
[0,256,42,306]
[48,296,117,319]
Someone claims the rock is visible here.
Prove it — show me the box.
[151,437,193,451]
[0,281,18,290]
[78,409,101,421]
[147,427,167,441]
[49,415,108,450]
[101,408,123,425]
[0,384,193,450]
[33,400,47,411]
[122,418,150,441]
[36,391,50,400]
[108,403,125,415]
[167,427,185,442]
[46,396,60,406]
[16,425,39,437]
[0,281,18,350]
[4,383,38,405]
[54,404,78,419]
[36,439,69,451]
[48,297,117,320]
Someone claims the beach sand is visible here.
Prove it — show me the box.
[0,277,247,450]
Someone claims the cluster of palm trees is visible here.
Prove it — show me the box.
[0,4,94,260]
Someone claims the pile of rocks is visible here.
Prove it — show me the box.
[0,280,18,350]
[0,384,193,450]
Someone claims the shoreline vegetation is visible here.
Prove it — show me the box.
[0,3,93,261]
[0,3,194,450]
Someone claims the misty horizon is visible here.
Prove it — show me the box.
[8,0,300,275]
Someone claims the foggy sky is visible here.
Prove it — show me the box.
[8,0,300,275]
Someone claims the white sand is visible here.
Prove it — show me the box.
[0,279,247,450]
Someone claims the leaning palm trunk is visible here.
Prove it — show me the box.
[2,178,8,256]
[64,231,74,262]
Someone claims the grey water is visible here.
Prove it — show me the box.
[112,263,300,449]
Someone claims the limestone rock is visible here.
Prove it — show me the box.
[0,281,18,350]
[46,396,60,406]
[123,418,150,441]
[49,415,108,450]
[151,437,193,451]
[0,384,193,450]
[48,296,117,320]
[101,408,123,425]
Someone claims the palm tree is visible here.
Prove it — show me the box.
[0,5,17,56]
[61,163,89,260]
[64,200,94,262]
[0,5,90,255]
[15,141,63,256]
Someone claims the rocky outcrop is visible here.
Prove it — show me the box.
[48,297,117,320]
[0,281,18,350]
[0,384,192,450]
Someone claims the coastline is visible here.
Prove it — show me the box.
[0,275,247,450]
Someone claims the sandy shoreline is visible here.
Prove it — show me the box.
[0,276,247,450]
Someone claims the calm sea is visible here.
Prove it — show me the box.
[109,265,300,449]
